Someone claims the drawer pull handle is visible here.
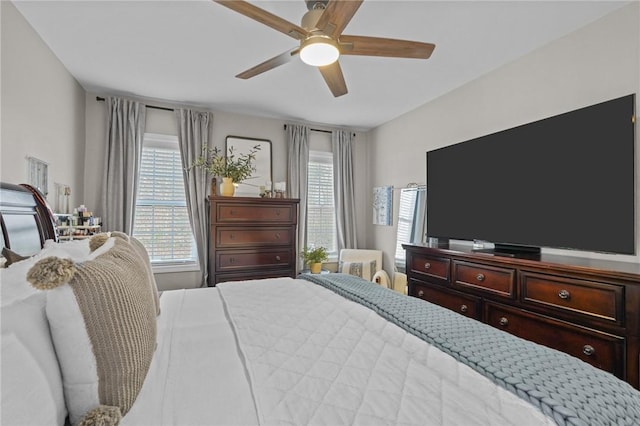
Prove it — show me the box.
[460,304,468,313]
[229,257,236,264]
[229,234,235,240]
[275,255,281,261]
[582,345,595,356]
[276,209,281,215]
[558,289,571,300]
[418,290,425,297]
[229,210,235,215]
[499,317,509,327]
[275,233,281,240]
[424,262,431,270]
[476,273,485,282]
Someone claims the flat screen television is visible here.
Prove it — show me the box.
[426,93,636,256]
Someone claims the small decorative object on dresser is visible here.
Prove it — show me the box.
[300,246,328,274]
[208,196,299,286]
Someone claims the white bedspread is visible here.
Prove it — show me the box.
[218,278,555,426]
[123,279,555,425]
[122,288,258,426]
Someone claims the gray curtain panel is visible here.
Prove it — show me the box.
[286,124,310,271]
[176,108,212,287]
[332,130,358,250]
[101,96,146,234]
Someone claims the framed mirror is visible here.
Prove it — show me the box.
[225,136,272,197]
[394,186,427,270]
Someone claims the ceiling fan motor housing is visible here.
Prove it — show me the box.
[305,0,329,12]
[301,8,325,31]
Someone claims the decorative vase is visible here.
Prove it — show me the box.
[210,177,217,198]
[309,263,322,274]
[220,177,235,197]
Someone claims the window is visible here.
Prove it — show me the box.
[394,187,427,270]
[306,150,337,257]
[133,133,197,271]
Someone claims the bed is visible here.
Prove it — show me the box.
[2,182,640,426]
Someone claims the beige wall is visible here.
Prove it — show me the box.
[1,1,85,209]
[84,98,369,289]
[7,0,636,286]
[367,2,640,273]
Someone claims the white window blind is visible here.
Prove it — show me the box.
[133,134,197,266]
[395,189,418,266]
[307,151,337,256]
[394,187,427,269]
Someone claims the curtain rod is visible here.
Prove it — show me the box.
[95,98,355,135]
[284,124,330,134]
[95,96,174,112]
[283,124,355,137]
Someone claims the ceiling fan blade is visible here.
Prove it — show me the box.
[318,61,348,97]
[236,49,299,79]
[214,1,308,40]
[315,0,363,38]
[340,35,435,59]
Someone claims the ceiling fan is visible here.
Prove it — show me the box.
[214,0,436,97]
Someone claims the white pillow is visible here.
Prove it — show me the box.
[0,292,67,425]
[42,236,115,263]
[44,238,90,260]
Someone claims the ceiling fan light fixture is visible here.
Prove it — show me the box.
[300,35,339,67]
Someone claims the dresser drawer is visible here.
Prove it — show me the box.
[485,302,625,378]
[215,203,296,224]
[453,261,515,298]
[408,255,450,283]
[411,280,481,320]
[216,227,294,247]
[521,272,624,325]
[216,249,293,272]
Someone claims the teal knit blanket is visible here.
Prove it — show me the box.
[300,273,640,426]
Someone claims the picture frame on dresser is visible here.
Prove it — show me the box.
[225,136,272,197]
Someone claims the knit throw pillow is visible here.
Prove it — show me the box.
[27,237,157,425]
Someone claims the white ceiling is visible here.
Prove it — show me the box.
[13,0,629,130]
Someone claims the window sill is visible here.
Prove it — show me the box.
[151,262,200,274]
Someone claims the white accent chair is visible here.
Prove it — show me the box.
[338,249,407,294]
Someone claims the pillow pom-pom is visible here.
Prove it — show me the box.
[110,231,130,242]
[78,405,122,426]
[27,257,77,290]
[89,233,110,252]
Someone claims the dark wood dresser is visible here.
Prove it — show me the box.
[208,196,299,286]
[403,242,640,389]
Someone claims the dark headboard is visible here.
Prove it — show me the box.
[0,183,58,256]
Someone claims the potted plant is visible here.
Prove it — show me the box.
[189,144,261,196]
[300,246,328,274]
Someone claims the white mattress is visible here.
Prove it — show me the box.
[123,279,555,425]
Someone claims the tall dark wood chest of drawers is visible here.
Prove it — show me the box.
[208,196,299,286]
[403,242,640,389]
